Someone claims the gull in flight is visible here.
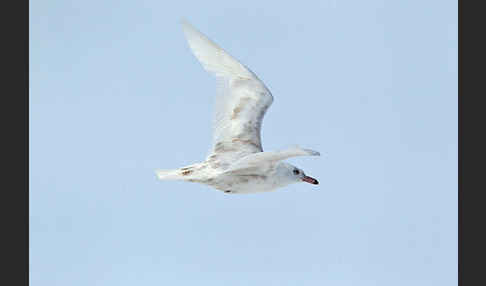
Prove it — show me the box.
[155,20,320,194]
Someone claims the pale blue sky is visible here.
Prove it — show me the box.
[30,0,457,285]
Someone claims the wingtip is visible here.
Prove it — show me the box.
[180,18,198,35]
[303,148,320,156]
[180,18,190,27]
[180,19,190,32]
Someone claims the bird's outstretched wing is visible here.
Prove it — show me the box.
[223,146,320,174]
[181,20,274,167]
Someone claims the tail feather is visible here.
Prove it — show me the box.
[155,169,184,180]
[155,163,201,181]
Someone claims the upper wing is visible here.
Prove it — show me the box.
[181,20,274,166]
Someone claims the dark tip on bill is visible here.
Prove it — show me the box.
[302,176,319,185]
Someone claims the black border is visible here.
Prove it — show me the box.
[459,0,484,285]
[3,0,28,284]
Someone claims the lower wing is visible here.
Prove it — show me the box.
[223,146,320,174]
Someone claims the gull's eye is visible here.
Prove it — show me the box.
[293,169,300,175]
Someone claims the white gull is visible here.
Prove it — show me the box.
[155,20,320,194]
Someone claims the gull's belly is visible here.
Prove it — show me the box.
[208,174,278,194]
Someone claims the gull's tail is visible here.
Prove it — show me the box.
[155,163,201,181]
[155,169,184,180]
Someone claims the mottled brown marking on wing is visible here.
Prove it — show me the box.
[231,107,242,120]
[208,79,273,164]
[209,161,221,168]
[231,138,260,149]
[214,142,225,152]
[231,97,251,120]
[214,142,238,153]
[181,170,193,176]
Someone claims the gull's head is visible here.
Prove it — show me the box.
[277,162,319,186]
